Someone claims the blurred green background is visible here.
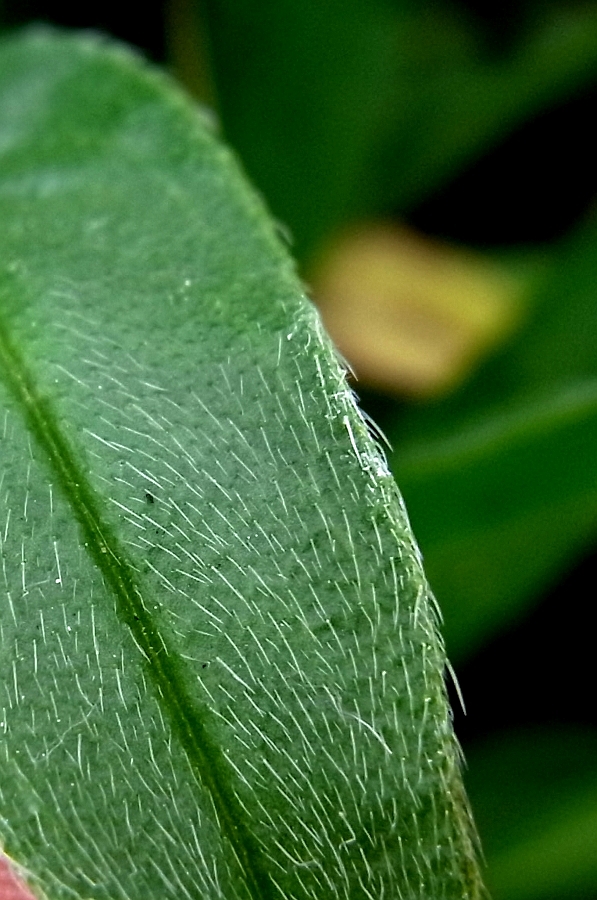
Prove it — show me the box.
[2,2,597,897]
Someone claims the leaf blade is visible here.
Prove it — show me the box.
[0,29,484,899]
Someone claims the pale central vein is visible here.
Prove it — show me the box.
[0,320,274,900]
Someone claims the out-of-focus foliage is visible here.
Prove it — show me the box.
[201,0,597,262]
[465,729,597,900]
[392,218,597,660]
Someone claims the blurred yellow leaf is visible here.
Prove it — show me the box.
[314,222,526,398]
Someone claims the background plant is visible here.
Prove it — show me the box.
[2,2,597,899]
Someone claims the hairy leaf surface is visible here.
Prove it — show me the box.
[0,30,484,900]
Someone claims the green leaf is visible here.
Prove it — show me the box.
[0,29,484,900]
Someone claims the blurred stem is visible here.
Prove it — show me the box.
[165,0,218,107]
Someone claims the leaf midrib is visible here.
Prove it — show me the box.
[0,316,274,900]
